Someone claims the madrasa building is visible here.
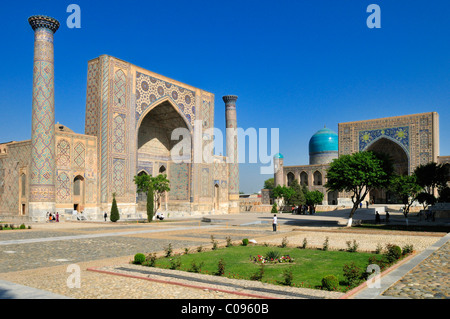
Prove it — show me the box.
[271,113,450,207]
[0,15,240,221]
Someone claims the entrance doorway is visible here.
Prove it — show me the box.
[366,137,408,204]
[73,175,85,212]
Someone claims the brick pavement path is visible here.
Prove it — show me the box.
[0,218,447,299]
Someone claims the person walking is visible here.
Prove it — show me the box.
[272,214,277,232]
[56,212,59,222]
[104,212,107,221]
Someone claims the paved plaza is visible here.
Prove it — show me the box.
[0,211,448,300]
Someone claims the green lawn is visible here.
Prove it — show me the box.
[146,245,375,291]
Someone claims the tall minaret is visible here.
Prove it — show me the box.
[28,15,60,220]
[274,153,284,187]
[223,95,240,214]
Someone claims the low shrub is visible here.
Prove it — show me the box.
[266,250,281,261]
[402,244,414,255]
[20,224,26,229]
[188,260,204,273]
[169,257,182,270]
[145,253,157,267]
[279,267,294,286]
[343,262,363,287]
[250,263,265,281]
[367,255,390,272]
[321,275,339,291]
[301,238,308,249]
[165,243,173,257]
[226,236,233,247]
[323,237,329,251]
[346,240,359,253]
[280,237,288,248]
[242,238,249,246]
[385,244,402,263]
[133,253,146,265]
[215,259,226,276]
[211,235,218,250]
[375,243,383,254]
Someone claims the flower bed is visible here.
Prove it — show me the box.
[251,254,295,264]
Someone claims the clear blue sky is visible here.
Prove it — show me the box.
[0,0,449,194]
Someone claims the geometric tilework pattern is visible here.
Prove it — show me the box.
[114,70,127,109]
[169,163,189,200]
[112,114,126,154]
[56,139,70,167]
[111,158,125,197]
[359,126,410,153]
[56,171,71,202]
[73,142,86,168]
[30,28,56,201]
[135,71,196,127]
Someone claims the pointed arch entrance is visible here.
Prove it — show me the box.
[136,100,192,209]
[366,137,409,203]
[73,175,85,212]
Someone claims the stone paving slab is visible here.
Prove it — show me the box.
[0,216,448,299]
[90,263,342,299]
[382,236,449,299]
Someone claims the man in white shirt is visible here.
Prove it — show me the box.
[273,214,277,232]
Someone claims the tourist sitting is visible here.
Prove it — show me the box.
[156,212,165,220]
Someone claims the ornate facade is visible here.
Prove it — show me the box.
[273,112,448,205]
[0,16,239,221]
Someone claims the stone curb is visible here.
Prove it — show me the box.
[87,267,279,299]
[339,251,418,299]
[343,232,450,299]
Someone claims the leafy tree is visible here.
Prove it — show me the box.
[133,174,170,222]
[416,192,437,210]
[325,151,393,226]
[305,190,324,208]
[272,185,294,208]
[147,184,154,222]
[438,186,450,203]
[263,178,275,190]
[271,203,278,214]
[389,174,423,225]
[110,192,120,222]
[414,162,449,195]
[287,179,305,207]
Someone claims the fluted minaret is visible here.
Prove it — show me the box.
[28,15,60,219]
[223,95,240,214]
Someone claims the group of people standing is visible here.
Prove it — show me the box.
[46,212,59,222]
[293,205,316,215]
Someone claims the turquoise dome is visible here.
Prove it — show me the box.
[274,153,284,159]
[309,127,338,155]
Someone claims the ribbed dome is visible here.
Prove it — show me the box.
[309,127,338,155]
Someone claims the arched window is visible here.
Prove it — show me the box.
[21,174,26,196]
[287,172,295,187]
[313,171,322,186]
[300,172,308,186]
[73,176,84,196]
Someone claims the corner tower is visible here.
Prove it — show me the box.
[28,15,60,218]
